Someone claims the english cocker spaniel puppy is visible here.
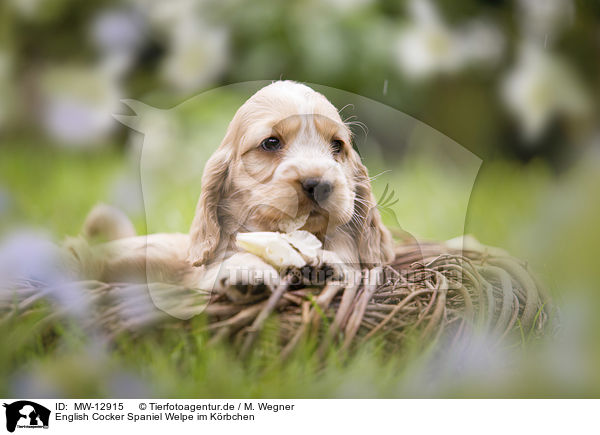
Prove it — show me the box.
[69,81,394,300]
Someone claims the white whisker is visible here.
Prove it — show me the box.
[368,170,392,181]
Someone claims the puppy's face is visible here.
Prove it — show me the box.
[189,81,394,268]
[225,87,355,235]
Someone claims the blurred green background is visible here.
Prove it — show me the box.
[1,0,600,397]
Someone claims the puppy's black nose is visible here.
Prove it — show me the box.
[301,178,333,202]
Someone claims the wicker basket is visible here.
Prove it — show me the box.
[1,240,552,359]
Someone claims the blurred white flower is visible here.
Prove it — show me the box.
[8,0,46,18]
[160,18,228,93]
[0,231,67,287]
[322,0,373,14]
[0,231,90,318]
[10,370,63,398]
[517,0,574,42]
[394,0,503,79]
[457,20,504,66]
[107,370,149,397]
[501,43,590,141]
[399,331,514,396]
[127,0,229,92]
[139,0,199,30]
[92,9,145,55]
[39,65,122,147]
[91,8,146,77]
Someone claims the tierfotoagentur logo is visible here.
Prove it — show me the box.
[2,401,50,433]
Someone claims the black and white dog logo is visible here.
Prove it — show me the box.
[3,401,50,432]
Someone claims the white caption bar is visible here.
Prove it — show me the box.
[1,399,597,435]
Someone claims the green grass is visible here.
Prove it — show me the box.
[2,141,600,398]
[0,141,129,237]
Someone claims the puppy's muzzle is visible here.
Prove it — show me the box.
[301,178,333,203]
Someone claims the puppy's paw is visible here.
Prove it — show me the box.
[287,249,358,287]
[216,252,280,302]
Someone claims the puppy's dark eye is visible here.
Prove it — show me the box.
[260,137,282,151]
[331,139,344,154]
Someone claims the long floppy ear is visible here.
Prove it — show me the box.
[188,147,231,266]
[350,156,395,268]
